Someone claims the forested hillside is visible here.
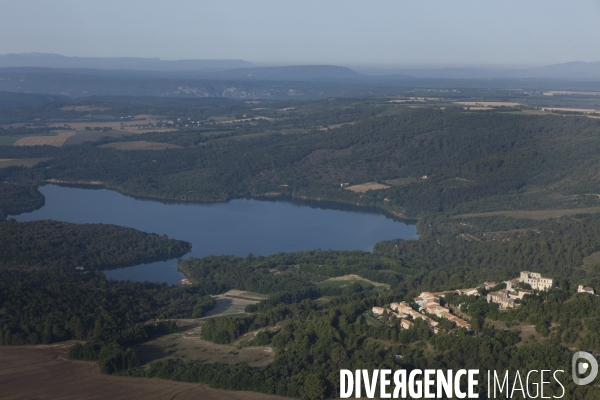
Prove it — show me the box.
[0,219,191,270]
[0,269,214,347]
[2,107,600,217]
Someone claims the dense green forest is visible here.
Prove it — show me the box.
[0,182,44,218]
[0,269,214,346]
[0,268,215,374]
[0,219,191,270]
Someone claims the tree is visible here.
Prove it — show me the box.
[303,373,326,400]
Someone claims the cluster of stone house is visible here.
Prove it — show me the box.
[372,292,472,333]
[372,302,441,334]
[486,271,553,309]
[413,292,472,331]
[486,289,532,309]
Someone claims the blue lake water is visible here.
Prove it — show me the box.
[11,185,418,284]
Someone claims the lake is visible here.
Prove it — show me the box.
[11,185,418,284]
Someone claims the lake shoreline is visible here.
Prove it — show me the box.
[33,182,420,228]
[14,184,418,284]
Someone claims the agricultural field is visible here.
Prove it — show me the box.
[0,157,51,168]
[97,141,182,150]
[0,344,288,400]
[13,131,75,147]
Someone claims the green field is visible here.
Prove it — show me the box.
[0,158,52,168]
[201,130,233,137]
[316,274,390,291]
[0,136,24,146]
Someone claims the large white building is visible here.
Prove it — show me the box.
[518,271,555,291]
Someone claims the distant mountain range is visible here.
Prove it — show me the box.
[0,53,253,72]
[1,54,600,81]
[356,61,600,80]
[2,54,600,100]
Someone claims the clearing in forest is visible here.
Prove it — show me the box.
[135,334,274,367]
[345,182,390,193]
[317,274,390,291]
[201,291,264,319]
[98,141,181,150]
[582,252,600,270]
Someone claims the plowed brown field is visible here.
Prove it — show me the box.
[0,344,292,400]
[13,132,75,147]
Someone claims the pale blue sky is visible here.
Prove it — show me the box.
[1,0,599,66]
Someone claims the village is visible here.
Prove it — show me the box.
[371,271,599,334]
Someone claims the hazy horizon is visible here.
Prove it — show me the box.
[1,52,587,70]
[2,0,600,66]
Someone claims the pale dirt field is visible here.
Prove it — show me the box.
[454,101,521,107]
[97,141,182,150]
[0,158,51,168]
[0,344,290,400]
[454,206,600,220]
[221,289,269,301]
[346,182,391,193]
[13,131,75,147]
[135,334,274,368]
